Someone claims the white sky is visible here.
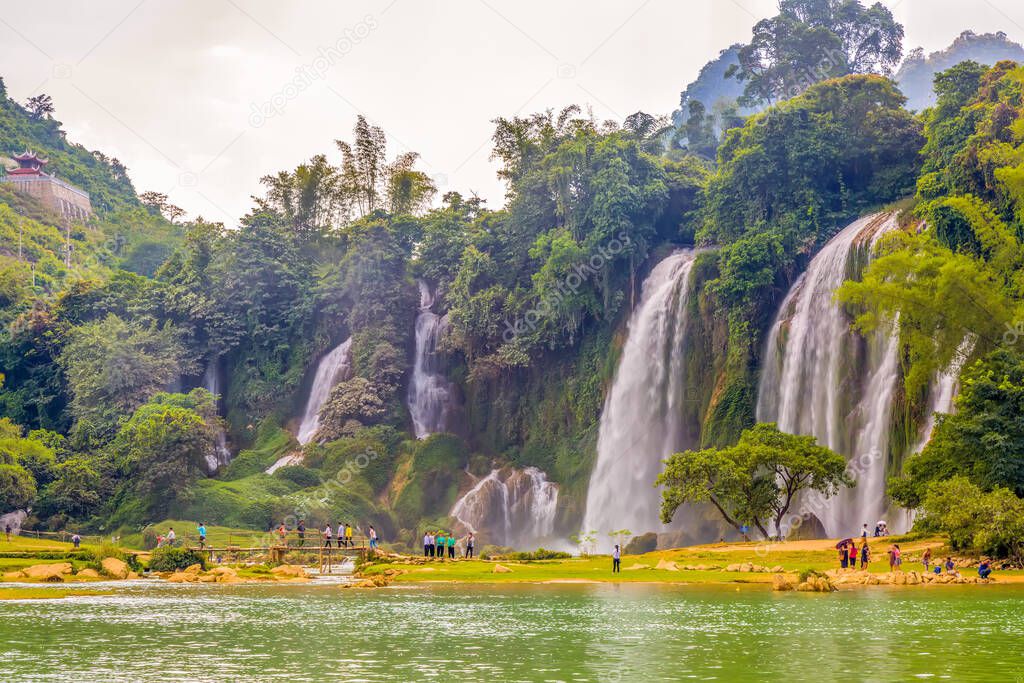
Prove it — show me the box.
[2,0,1023,225]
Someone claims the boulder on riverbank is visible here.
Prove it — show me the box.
[827,569,994,586]
[76,568,101,579]
[795,576,837,592]
[269,564,309,580]
[100,557,130,579]
[21,563,72,582]
[493,564,513,574]
[772,574,795,591]
[655,559,679,571]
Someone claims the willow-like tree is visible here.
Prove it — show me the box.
[657,423,852,539]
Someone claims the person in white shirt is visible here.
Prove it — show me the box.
[166,528,176,547]
[337,523,346,548]
[323,524,333,548]
[423,532,431,557]
[612,544,621,573]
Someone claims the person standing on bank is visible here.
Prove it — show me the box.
[612,545,621,573]
[423,531,431,557]
[465,532,475,559]
[447,533,456,559]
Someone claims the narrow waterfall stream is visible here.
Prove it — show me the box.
[202,359,232,472]
[581,250,700,547]
[296,337,353,446]
[407,281,453,438]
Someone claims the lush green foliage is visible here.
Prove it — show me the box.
[147,547,206,572]
[917,476,1024,561]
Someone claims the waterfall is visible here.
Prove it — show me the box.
[912,338,974,455]
[757,213,902,538]
[408,281,453,438]
[202,359,232,472]
[581,250,700,547]
[296,337,353,446]
[0,510,26,536]
[450,467,559,548]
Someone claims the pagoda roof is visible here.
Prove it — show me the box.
[13,149,48,164]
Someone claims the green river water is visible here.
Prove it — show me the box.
[0,580,1021,682]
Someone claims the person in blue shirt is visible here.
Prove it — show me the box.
[978,559,992,579]
[197,523,207,549]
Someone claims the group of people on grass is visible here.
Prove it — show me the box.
[837,524,995,579]
[423,531,475,559]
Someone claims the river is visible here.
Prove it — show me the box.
[1,581,1021,681]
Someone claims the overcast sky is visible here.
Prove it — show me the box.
[2,0,1023,224]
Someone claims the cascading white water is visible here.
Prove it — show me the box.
[757,213,902,537]
[450,467,559,547]
[912,338,975,454]
[581,250,700,547]
[296,337,353,445]
[202,359,232,472]
[408,281,453,438]
[0,510,26,536]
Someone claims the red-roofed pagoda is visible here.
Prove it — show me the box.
[3,149,92,219]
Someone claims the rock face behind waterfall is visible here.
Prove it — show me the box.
[581,250,703,549]
[756,213,904,537]
[408,281,455,438]
[451,467,559,548]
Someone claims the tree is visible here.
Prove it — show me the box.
[257,154,346,236]
[111,390,216,514]
[139,191,186,223]
[384,152,436,215]
[57,314,188,438]
[25,93,55,120]
[917,476,1024,562]
[728,0,903,105]
[0,463,35,511]
[658,423,852,538]
[38,456,103,519]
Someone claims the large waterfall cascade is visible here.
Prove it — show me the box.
[756,213,911,537]
[408,281,454,439]
[202,359,232,472]
[296,337,354,446]
[450,467,559,548]
[581,250,701,546]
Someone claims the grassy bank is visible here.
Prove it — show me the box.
[361,536,1024,585]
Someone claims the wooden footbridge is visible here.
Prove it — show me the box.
[185,534,373,573]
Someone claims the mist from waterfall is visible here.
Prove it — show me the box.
[757,214,904,537]
[450,467,559,548]
[581,250,700,547]
[408,281,453,438]
[202,359,232,472]
[296,337,353,445]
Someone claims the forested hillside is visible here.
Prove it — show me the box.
[2,0,1024,557]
